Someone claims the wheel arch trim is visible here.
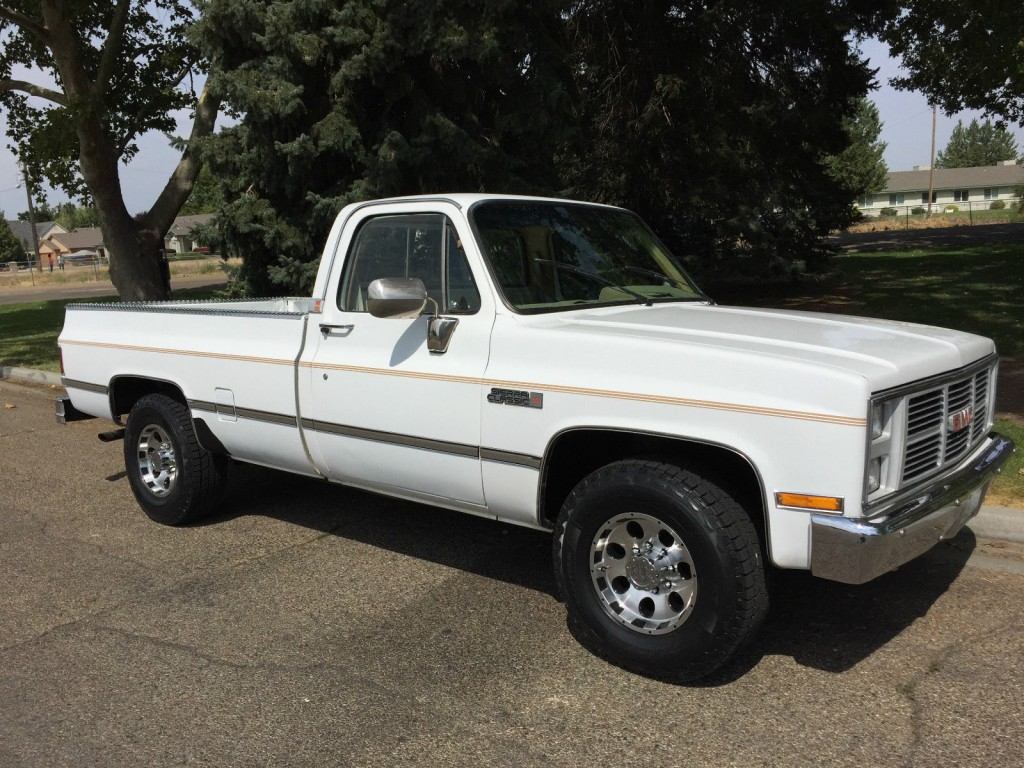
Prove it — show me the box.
[106,374,226,455]
[536,425,772,560]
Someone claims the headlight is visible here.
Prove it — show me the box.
[870,401,887,439]
[867,457,882,494]
[866,398,897,498]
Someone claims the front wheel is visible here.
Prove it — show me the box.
[124,393,228,525]
[553,459,768,682]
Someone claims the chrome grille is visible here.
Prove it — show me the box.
[901,365,993,485]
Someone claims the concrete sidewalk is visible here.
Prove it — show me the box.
[2,364,1021,542]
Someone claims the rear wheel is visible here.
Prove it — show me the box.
[124,393,228,525]
[553,459,768,682]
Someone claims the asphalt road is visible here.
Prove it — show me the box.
[2,380,1024,767]
[0,274,227,305]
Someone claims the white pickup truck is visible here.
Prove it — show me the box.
[58,194,1013,681]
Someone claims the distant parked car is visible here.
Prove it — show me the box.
[65,250,99,266]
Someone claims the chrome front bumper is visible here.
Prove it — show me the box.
[810,433,1015,585]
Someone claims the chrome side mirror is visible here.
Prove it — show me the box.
[365,276,459,354]
[366,277,428,319]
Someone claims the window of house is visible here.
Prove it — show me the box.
[953,189,969,202]
[858,195,871,207]
[984,188,994,200]
[338,213,480,314]
[921,191,937,204]
[888,193,904,206]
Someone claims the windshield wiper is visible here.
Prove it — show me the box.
[534,259,653,306]
[618,265,688,290]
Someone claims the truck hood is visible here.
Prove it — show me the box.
[560,303,994,392]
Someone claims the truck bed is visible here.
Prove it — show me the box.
[59,298,319,476]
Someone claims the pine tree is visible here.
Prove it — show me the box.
[180,166,224,216]
[197,0,571,295]
[825,99,888,198]
[0,215,25,262]
[937,120,1020,168]
[198,1,889,293]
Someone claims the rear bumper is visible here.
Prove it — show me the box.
[810,433,1015,585]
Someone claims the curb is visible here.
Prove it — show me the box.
[969,506,1024,544]
[0,365,62,387]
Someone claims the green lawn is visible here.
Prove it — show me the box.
[830,243,1023,357]
[990,418,1024,507]
[713,240,1024,505]
[712,242,1024,357]
[0,288,219,371]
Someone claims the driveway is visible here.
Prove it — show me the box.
[2,380,1023,767]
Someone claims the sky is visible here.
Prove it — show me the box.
[2,36,1023,219]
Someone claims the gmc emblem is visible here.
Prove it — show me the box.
[948,406,974,433]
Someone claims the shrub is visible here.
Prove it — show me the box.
[989,200,1006,210]
[910,206,926,215]
[879,207,898,216]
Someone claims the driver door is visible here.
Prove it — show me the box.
[304,205,492,506]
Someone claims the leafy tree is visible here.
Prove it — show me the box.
[179,164,224,215]
[197,0,570,295]
[882,3,1024,123]
[17,201,57,221]
[0,212,25,261]
[559,2,888,279]
[55,202,100,229]
[0,1,220,299]
[825,98,888,199]
[937,119,1019,168]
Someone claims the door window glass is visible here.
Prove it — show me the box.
[339,214,479,314]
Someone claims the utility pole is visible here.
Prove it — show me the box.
[926,105,937,216]
[20,161,41,280]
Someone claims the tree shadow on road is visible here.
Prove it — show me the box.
[202,460,975,685]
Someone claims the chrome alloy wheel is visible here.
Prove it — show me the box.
[590,512,698,635]
[137,424,178,497]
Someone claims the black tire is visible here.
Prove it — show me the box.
[553,459,768,682]
[124,393,228,525]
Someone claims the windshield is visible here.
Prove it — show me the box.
[470,201,705,313]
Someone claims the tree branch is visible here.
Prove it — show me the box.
[0,5,49,40]
[144,83,220,233]
[95,0,131,95]
[0,78,67,105]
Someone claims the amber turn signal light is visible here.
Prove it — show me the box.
[774,492,844,513]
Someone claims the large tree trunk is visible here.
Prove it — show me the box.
[31,1,215,302]
[105,224,170,301]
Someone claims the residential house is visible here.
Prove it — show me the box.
[5,220,66,259]
[855,160,1023,215]
[165,213,214,254]
[39,227,107,263]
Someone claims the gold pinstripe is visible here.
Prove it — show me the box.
[62,338,293,367]
[60,338,866,427]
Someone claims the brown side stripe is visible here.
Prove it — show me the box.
[61,338,865,427]
[61,377,108,394]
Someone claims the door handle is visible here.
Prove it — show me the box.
[319,323,354,337]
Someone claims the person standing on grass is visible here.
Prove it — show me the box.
[58,254,64,271]
[48,254,53,272]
